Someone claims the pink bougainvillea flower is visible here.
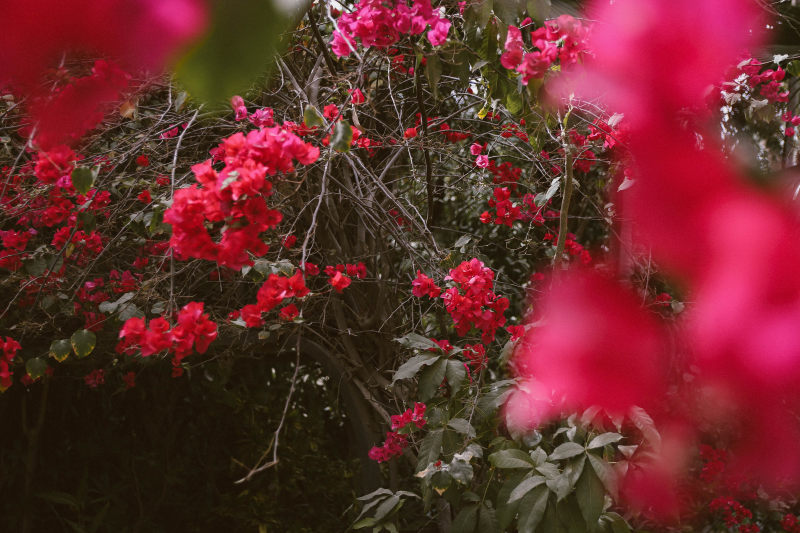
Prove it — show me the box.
[512,269,667,415]
[0,0,207,148]
[475,154,489,168]
[348,88,366,105]
[500,25,524,70]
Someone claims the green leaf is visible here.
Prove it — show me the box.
[417,357,447,401]
[373,494,401,522]
[605,512,631,533]
[451,504,478,533]
[447,418,476,439]
[508,474,546,504]
[70,329,96,359]
[526,0,551,21]
[549,442,585,461]
[575,459,605,528]
[505,88,523,116]
[25,357,48,380]
[488,449,535,469]
[352,517,376,529]
[49,339,72,363]
[445,359,467,394]
[357,488,393,502]
[392,354,440,383]
[175,0,310,103]
[466,0,493,31]
[394,333,443,351]
[496,471,529,529]
[587,453,619,501]
[629,406,661,449]
[587,432,623,449]
[517,485,548,533]
[787,59,800,77]
[416,429,444,473]
[449,458,474,485]
[303,105,323,127]
[478,503,500,533]
[71,167,95,195]
[77,211,96,233]
[23,256,47,277]
[425,54,442,100]
[331,120,353,153]
[493,0,524,24]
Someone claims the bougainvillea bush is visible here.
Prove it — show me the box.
[3,0,800,531]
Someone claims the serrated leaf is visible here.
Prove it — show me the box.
[26,357,48,379]
[508,474,546,504]
[418,358,447,401]
[488,449,535,469]
[49,339,72,362]
[517,485,548,533]
[71,167,95,195]
[332,120,353,152]
[392,353,440,383]
[587,432,623,449]
[549,442,585,461]
[575,459,605,528]
[70,329,96,359]
[303,105,323,127]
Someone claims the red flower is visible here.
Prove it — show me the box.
[348,88,366,104]
[328,271,351,293]
[279,304,299,321]
[282,234,297,249]
[137,190,152,203]
[135,154,150,167]
[404,127,417,139]
[411,270,441,298]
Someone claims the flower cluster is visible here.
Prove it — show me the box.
[500,16,590,84]
[709,498,759,532]
[367,431,408,463]
[239,270,309,328]
[84,368,105,389]
[510,0,800,515]
[441,259,509,344]
[164,125,319,270]
[411,270,441,298]
[783,514,800,533]
[117,302,217,376]
[390,402,426,431]
[0,337,21,391]
[330,0,450,57]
